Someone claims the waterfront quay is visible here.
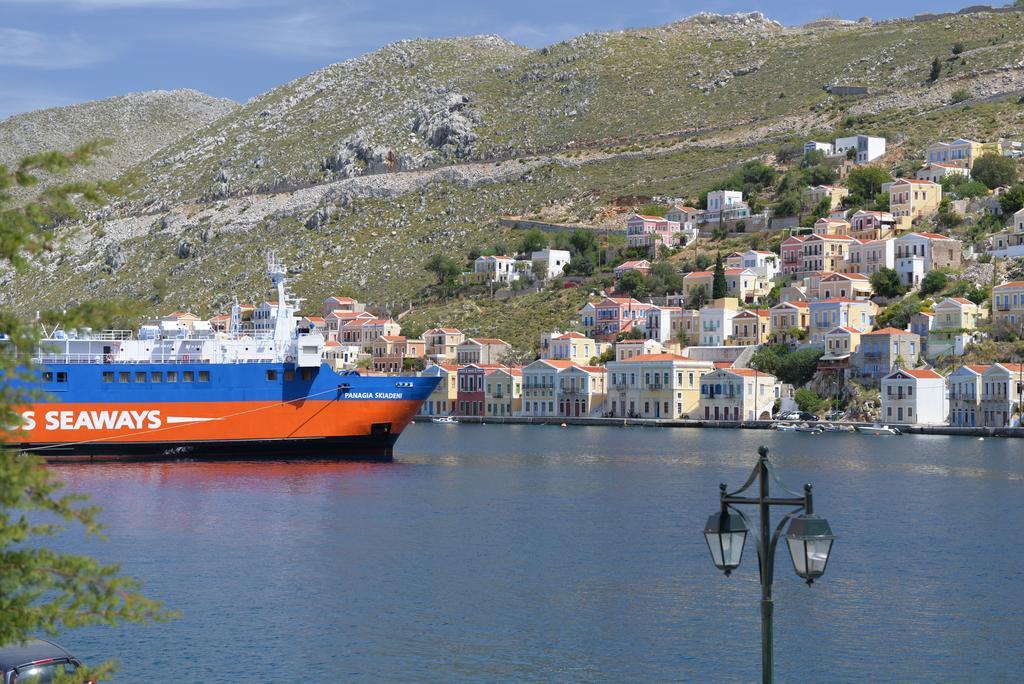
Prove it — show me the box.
[426,414,1024,438]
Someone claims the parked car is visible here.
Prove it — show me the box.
[824,410,846,421]
[793,411,819,421]
[0,640,82,684]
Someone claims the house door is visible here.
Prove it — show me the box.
[655,402,660,418]
[714,406,720,420]
[897,406,903,421]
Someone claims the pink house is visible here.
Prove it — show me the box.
[781,235,806,275]
[626,214,681,253]
[593,296,652,338]
[614,260,652,279]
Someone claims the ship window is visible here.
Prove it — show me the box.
[284,370,295,382]
[151,372,162,383]
[135,372,147,383]
[301,368,315,381]
[183,371,195,382]
[167,371,178,383]
[103,371,114,383]
[266,370,277,381]
[42,371,53,382]
[198,371,210,382]
[119,372,131,383]
[57,372,68,383]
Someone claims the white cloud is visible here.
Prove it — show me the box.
[0,27,111,68]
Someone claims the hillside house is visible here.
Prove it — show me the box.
[850,210,897,241]
[915,162,969,184]
[881,368,947,425]
[846,238,895,275]
[699,368,779,421]
[948,364,989,427]
[808,299,876,344]
[485,366,523,418]
[925,139,999,169]
[419,363,460,416]
[474,255,520,284]
[614,260,652,279]
[813,217,852,236]
[423,328,465,363]
[991,281,1024,332]
[780,236,806,275]
[456,338,512,365]
[927,297,980,359]
[804,185,849,210]
[834,134,886,164]
[531,249,571,279]
[770,301,810,344]
[851,328,920,385]
[893,232,962,289]
[606,354,715,419]
[980,363,1024,427]
[592,297,652,338]
[889,179,942,230]
[730,309,771,346]
[626,214,681,252]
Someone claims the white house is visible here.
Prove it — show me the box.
[738,250,780,279]
[804,141,834,156]
[834,135,886,164]
[704,190,750,223]
[531,249,571,279]
[880,368,947,425]
[915,162,970,184]
[699,368,780,421]
[474,255,519,284]
[698,300,740,346]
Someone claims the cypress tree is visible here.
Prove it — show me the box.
[712,253,728,299]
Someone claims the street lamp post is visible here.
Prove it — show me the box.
[703,446,835,684]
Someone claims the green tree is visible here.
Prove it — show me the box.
[870,267,906,298]
[847,166,892,203]
[999,184,1024,214]
[750,344,786,376]
[687,284,710,310]
[950,89,971,104]
[777,347,824,387]
[873,192,890,212]
[773,190,802,218]
[617,270,647,296]
[809,196,832,222]
[920,270,949,297]
[972,153,1018,189]
[649,261,683,294]
[928,56,942,82]
[876,294,925,330]
[425,253,461,292]
[1,143,169,677]
[711,253,727,299]
[568,228,597,256]
[518,228,548,254]
[795,388,827,414]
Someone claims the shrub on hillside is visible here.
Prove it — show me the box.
[869,267,906,298]
[972,153,1018,189]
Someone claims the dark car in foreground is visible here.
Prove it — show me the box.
[0,640,82,684]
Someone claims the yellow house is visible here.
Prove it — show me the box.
[991,281,1024,332]
[888,179,942,231]
[606,353,716,419]
[769,301,810,343]
[824,326,862,358]
[924,139,1001,170]
[420,364,460,416]
[544,332,599,364]
[804,185,849,210]
[684,268,770,303]
[485,366,523,417]
[730,309,771,345]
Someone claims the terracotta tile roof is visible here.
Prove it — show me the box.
[634,214,667,221]
[814,298,863,304]
[619,353,693,362]
[724,268,751,275]
[573,365,608,374]
[466,337,509,345]
[947,297,974,305]
[735,309,770,317]
[556,332,590,339]
[325,296,357,303]
[485,366,522,377]
[726,367,774,378]
[773,301,810,309]
[828,326,861,334]
[996,362,1024,373]
[889,368,943,379]
[713,361,734,369]
[964,364,991,374]
[426,327,462,334]
[994,281,1024,288]
[893,178,939,186]
[864,327,915,335]
[378,335,406,342]
[684,271,713,277]
[809,233,855,241]
[617,260,650,269]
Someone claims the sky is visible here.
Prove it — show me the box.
[0,0,989,119]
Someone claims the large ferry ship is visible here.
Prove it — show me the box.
[4,256,439,460]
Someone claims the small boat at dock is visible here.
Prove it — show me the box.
[855,424,902,435]
[432,416,458,424]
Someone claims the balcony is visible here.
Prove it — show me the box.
[646,382,664,391]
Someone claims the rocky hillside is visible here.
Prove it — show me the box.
[0,89,237,188]
[121,10,1024,207]
[4,9,1024,338]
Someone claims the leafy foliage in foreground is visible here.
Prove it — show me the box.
[1,143,172,680]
